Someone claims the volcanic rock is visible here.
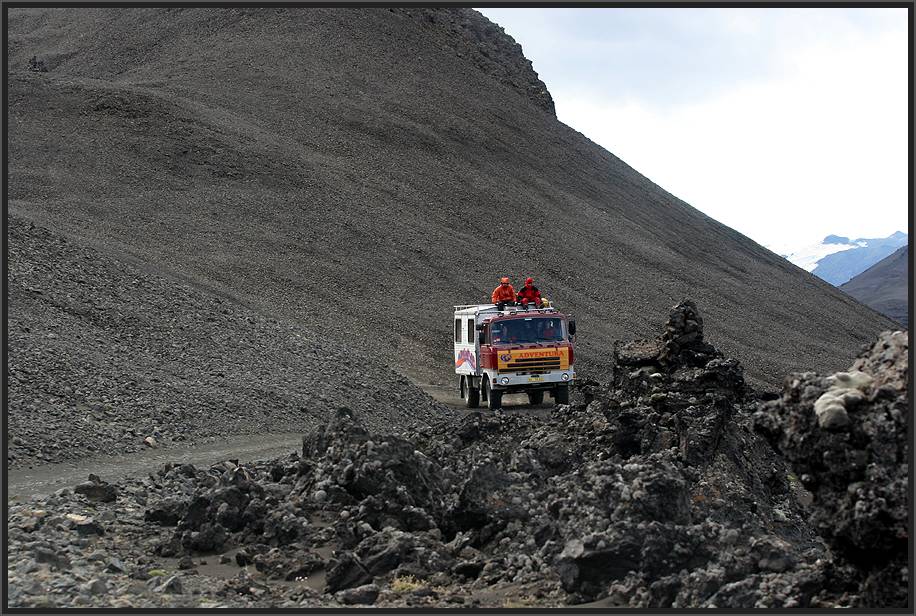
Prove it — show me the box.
[5,303,907,609]
[74,475,119,502]
[753,330,908,607]
[325,553,373,593]
[336,583,380,605]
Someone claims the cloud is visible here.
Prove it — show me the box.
[479,8,909,247]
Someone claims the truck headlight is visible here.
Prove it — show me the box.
[500,377,510,385]
[562,373,570,381]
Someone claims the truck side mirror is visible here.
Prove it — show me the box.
[476,322,484,330]
[569,320,577,336]
[478,331,486,345]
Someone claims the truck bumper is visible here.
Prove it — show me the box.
[487,370,574,391]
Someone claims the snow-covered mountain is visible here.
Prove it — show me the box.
[770,232,908,286]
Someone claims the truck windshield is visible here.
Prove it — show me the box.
[491,318,564,344]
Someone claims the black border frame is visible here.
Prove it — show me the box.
[2,2,913,614]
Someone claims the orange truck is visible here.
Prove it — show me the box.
[453,303,576,409]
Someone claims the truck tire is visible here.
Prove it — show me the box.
[554,384,570,405]
[463,376,480,408]
[527,390,544,405]
[485,380,502,410]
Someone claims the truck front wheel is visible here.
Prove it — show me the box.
[462,376,480,408]
[484,379,502,410]
[554,384,570,405]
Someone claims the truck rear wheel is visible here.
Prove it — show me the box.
[462,376,480,408]
[484,379,502,410]
[527,390,544,405]
[554,384,570,405]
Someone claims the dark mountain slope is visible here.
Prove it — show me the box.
[841,246,909,327]
[7,7,896,390]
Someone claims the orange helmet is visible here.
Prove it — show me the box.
[500,277,510,284]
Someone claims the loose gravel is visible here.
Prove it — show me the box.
[7,215,453,469]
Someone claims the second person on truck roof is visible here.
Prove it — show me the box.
[516,277,542,309]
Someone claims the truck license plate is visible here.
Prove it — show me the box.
[528,375,543,382]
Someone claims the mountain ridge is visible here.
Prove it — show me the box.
[776,231,907,285]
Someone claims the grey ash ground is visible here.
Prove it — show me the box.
[7,304,908,608]
[7,215,451,468]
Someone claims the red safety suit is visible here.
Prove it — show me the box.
[516,284,542,307]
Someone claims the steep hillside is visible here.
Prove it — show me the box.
[841,246,909,327]
[7,7,896,391]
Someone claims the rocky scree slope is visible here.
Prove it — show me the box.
[7,215,451,469]
[6,7,896,389]
[8,303,907,608]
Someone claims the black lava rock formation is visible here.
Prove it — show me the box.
[7,303,908,608]
[754,330,909,607]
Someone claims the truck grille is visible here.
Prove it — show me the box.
[501,357,561,372]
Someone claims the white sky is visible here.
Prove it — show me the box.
[478,8,910,250]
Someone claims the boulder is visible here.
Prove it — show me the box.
[74,475,118,502]
[336,583,379,605]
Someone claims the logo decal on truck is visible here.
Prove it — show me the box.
[513,350,562,359]
[456,349,476,370]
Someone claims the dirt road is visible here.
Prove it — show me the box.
[6,432,303,502]
[6,387,551,501]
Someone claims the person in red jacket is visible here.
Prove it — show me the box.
[516,277,542,310]
[491,277,516,310]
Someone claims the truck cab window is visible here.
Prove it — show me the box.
[467,319,474,343]
[455,319,461,343]
[490,318,565,343]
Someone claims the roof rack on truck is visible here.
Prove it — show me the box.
[453,304,559,317]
